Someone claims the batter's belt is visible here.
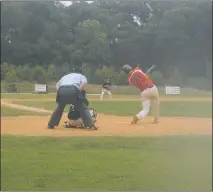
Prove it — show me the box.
[140,84,154,92]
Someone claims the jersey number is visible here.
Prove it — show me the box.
[133,76,140,82]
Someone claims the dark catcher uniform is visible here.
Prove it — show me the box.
[48,72,97,130]
[64,96,97,128]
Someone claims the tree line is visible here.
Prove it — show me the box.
[1,0,212,89]
[2,62,211,92]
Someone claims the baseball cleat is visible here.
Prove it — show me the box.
[86,126,98,130]
[152,118,159,124]
[131,116,139,124]
[63,121,84,128]
[63,121,75,128]
[48,124,54,129]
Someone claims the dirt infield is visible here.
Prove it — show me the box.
[1,99,212,137]
[1,115,212,137]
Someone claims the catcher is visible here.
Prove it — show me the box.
[63,91,97,128]
[100,78,112,100]
[122,64,159,124]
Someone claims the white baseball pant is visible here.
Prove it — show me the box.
[100,88,112,100]
[136,85,160,121]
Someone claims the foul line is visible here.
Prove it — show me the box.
[1,100,56,114]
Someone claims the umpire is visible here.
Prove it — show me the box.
[48,67,97,130]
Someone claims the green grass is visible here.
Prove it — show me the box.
[1,106,44,116]
[1,93,212,99]
[1,85,212,99]
[13,100,212,118]
[1,135,212,190]
[1,93,57,99]
[1,81,212,96]
[91,101,212,117]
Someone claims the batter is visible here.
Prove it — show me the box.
[122,65,160,124]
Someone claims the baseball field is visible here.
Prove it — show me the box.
[1,92,212,190]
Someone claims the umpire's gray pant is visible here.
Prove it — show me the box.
[48,85,94,128]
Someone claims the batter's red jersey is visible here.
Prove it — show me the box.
[128,67,153,91]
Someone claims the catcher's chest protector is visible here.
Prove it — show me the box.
[68,106,81,120]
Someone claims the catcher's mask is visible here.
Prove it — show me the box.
[89,108,97,119]
[122,65,133,74]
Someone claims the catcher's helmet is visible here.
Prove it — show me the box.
[122,65,133,74]
[89,108,97,119]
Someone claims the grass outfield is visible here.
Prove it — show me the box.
[1,136,212,190]
[1,88,212,99]
[2,93,212,190]
[12,100,212,118]
[1,82,212,96]
[1,106,44,116]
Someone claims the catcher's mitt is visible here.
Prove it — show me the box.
[64,108,97,129]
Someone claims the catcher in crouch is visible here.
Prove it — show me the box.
[63,91,97,128]
[122,64,160,124]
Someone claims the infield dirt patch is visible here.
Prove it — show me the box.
[1,115,212,137]
[1,99,212,137]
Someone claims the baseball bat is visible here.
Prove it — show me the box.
[145,64,156,74]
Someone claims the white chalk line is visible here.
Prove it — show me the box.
[1,100,129,124]
[1,100,59,114]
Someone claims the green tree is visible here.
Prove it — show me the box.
[4,70,19,92]
[150,71,164,86]
[1,62,9,80]
[93,66,116,84]
[72,19,112,71]
[167,68,183,86]
[32,66,47,83]
[47,64,58,82]
[115,71,128,85]
[1,1,211,84]
[15,65,33,81]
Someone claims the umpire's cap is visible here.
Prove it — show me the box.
[122,64,133,74]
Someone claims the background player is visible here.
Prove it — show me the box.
[122,65,159,124]
[100,78,112,100]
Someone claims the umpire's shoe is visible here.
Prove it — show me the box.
[86,126,98,130]
[48,124,54,129]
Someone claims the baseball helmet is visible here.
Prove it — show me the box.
[122,65,133,74]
